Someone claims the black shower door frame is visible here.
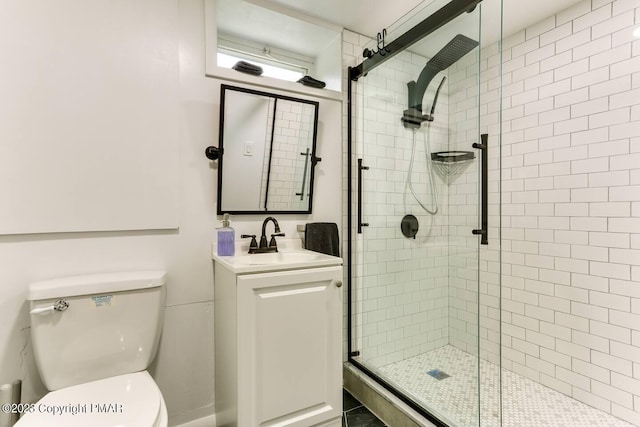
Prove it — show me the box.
[346,0,483,425]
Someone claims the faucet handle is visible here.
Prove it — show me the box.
[268,232,285,250]
[240,234,258,253]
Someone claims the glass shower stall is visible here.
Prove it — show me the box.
[347,0,501,425]
[348,0,640,426]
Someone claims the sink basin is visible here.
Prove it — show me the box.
[212,247,342,274]
[242,251,323,265]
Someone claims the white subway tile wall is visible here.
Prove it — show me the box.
[353,47,453,368]
[260,100,316,211]
[445,0,640,424]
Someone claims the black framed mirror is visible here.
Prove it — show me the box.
[217,85,320,214]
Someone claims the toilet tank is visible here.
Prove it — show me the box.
[27,271,166,391]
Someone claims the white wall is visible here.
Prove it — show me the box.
[221,91,271,211]
[0,0,181,235]
[314,33,344,92]
[0,1,343,426]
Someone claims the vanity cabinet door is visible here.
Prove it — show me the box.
[236,266,343,427]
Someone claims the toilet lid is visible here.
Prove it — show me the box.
[16,371,162,427]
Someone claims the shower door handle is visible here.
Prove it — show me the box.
[472,134,488,245]
[296,148,311,200]
[358,159,369,233]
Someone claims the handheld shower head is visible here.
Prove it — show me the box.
[430,76,447,118]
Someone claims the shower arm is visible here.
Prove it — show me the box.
[408,64,441,115]
[402,75,444,128]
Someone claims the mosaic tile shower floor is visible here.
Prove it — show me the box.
[377,345,636,427]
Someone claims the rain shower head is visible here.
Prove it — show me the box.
[402,34,478,129]
[428,34,478,71]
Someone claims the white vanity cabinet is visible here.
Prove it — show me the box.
[213,249,343,427]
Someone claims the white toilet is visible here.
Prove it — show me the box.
[16,271,168,427]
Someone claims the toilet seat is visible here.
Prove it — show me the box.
[15,371,167,427]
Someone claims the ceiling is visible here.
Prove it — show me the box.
[217,0,340,58]
[264,0,585,40]
[218,0,586,61]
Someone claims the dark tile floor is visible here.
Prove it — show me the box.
[343,389,387,427]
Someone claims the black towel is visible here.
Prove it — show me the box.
[232,61,263,76]
[297,75,326,89]
[305,222,340,257]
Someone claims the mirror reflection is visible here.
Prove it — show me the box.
[217,85,319,214]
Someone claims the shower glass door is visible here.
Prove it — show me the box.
[351,1,501,425]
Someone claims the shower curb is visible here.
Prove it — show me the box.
[343,363,437,427]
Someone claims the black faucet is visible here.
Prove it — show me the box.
[258,217,285,253]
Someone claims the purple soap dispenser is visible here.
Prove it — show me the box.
[217,213,235,256]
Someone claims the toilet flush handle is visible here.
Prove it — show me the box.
[30,299,69,315]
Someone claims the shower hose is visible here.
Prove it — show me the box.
[407,124,439,215]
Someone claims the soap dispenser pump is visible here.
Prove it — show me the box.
[217,213,235,256]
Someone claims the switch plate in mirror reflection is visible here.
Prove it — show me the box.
[217,84,320,214]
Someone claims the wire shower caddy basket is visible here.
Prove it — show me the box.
[430,151,475,182]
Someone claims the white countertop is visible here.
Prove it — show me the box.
[212,239,343,274]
